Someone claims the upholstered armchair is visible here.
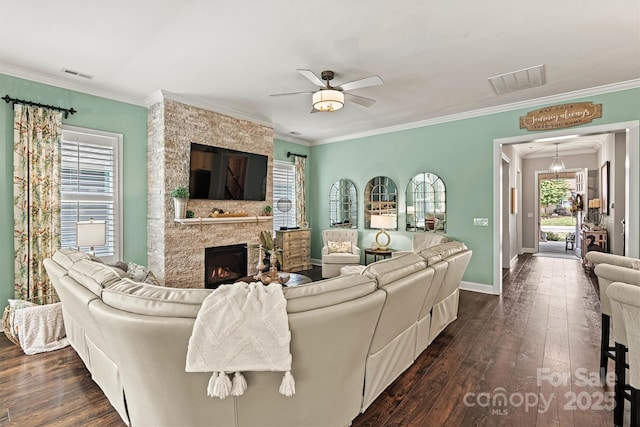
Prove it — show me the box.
[321,230,361,278]
[392,233,450,258]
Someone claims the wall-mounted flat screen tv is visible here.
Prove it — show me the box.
[189,143,268,201]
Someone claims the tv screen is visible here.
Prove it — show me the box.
[189,143,268,201]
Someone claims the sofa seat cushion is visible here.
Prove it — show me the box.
[322,252,360,264]
[102,279,212,318]
[363,253,426,287]
[68,259,130,296]
[284,275,377,313]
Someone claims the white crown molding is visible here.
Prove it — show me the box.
[0,62,145,107]
[313,79,640,146]
[273,132,313,146]
[148,90,274,129]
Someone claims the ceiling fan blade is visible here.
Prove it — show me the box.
[270,91,314,97]
[337,75,383,92]
[345,93,376,108]
[297,69,326,88]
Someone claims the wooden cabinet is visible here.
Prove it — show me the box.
[276,229,312,272]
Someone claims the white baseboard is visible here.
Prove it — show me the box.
[460,281,498,295]
[522,247,536,254]
[510,255,518,268]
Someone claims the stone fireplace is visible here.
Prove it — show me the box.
[204,244,248,289]
[147,92,274,288]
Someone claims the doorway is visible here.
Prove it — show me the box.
[493,120,640,295]
[536,173,578,259]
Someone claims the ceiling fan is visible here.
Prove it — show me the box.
[271,69,383,113]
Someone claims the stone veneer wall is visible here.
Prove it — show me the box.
[147,98,274,288]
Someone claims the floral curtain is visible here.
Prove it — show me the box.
[294,156,306,227]
[13,104,62,300]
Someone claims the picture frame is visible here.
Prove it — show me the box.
[601,161,610,216]
[510,187,517,214]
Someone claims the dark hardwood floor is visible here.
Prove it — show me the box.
[0,256,623,426]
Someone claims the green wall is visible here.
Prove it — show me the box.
[0,73,148,304]
[1,71,637,300]
[307,88,640,288]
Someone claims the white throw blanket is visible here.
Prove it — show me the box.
[13,302,69,355]
[185,281,295,399]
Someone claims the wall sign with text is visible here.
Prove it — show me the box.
[519,102,602,131]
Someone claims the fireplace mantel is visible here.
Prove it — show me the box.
[174,216,273,226]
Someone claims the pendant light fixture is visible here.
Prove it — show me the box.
[549,143,565,173]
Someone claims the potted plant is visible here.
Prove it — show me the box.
[263,205,272,216]
[171,186,190,219]
[259,230,282,270]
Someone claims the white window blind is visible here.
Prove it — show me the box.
[60,127,122,262]
[272,161,296,230]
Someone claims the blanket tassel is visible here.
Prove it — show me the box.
[207,371,232,399]
[231,371,247,396]
[279,370,296,397]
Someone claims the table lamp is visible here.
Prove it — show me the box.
[370,214,396,250]
[77,219,106,256]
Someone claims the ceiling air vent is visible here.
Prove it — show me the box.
[488,64,545,95]
[61,68,94,80]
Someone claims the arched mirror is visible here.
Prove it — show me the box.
[405,172,446,232]
[329,179,358,228]
[364,176,397,229]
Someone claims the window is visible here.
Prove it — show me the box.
[60,126,123,263]
[272,161,296,230]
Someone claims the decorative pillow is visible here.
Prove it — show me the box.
[109,260,129,273]
[327,241,352,254]
[127,262,160,286]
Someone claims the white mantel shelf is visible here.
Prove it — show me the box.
[174,216,273,226]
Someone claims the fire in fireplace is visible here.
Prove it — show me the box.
[204,244,247,289]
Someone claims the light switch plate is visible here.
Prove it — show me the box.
[474,218,489,226]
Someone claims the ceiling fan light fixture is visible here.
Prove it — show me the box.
[312,89,344,112]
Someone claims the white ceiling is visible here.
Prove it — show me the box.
[511,133,610,159]
[1,1,639,145]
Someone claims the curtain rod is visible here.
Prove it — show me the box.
[286,151,308,159]
[2,95,77,118]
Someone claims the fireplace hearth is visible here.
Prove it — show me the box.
[205,244,247,289]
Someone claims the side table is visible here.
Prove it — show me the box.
[364,248,395,265]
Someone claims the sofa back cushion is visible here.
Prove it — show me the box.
[52,248,90,270]
[284,275,377,313]
[418,241,468,263]
[412,234,449,251]
[363,253,426,287]
[68,259,129,296]
[102,279,212,318]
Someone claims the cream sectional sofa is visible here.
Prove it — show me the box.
[43,241,471,427]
